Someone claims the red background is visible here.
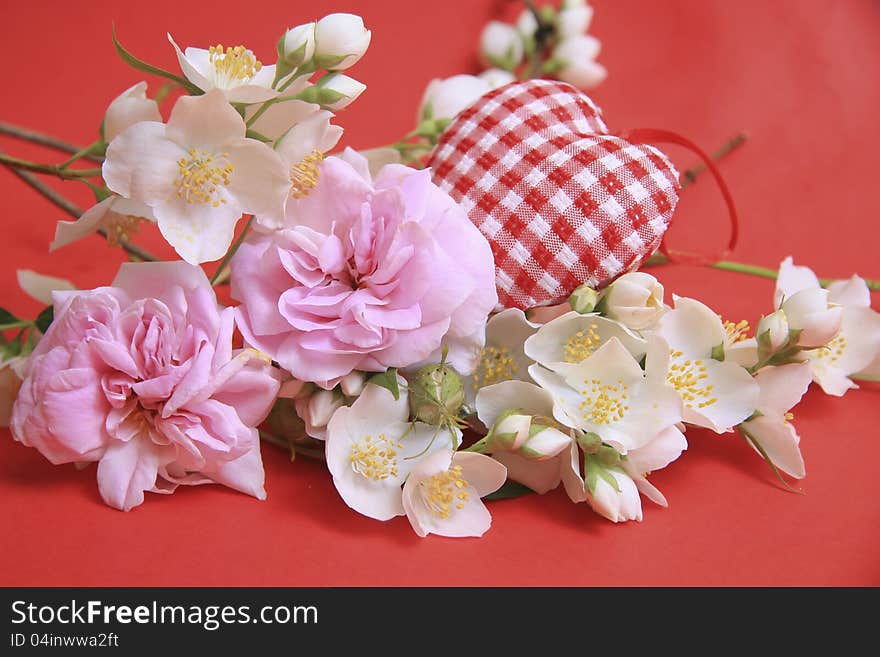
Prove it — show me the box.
[1,0,878,586]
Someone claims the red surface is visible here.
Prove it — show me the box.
[1,0,879,586]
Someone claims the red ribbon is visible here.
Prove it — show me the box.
[619,128,739,266]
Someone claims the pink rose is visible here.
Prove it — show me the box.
[11,262,280,511]
[231,149,497,384]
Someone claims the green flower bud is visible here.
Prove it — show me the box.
[569,284,600,314]
[408,362,465,426]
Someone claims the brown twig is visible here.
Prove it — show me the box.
[0,158,157,262]
[679,132,748,190]
[0,121,103,162]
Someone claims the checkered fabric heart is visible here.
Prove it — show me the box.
[428,79,680,310]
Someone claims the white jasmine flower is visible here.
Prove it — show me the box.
[325,380,450,521]
[739,363,813,479]
[649,296,759,433]
[169,35,277,103]
[529,337,682,454]
[50,196,155,252]
[402,450,506,538]
[102,89,289,264]
[775,258,880,395]
[465,309,540,404]
[255,108,343,230]
[524,311,647,375]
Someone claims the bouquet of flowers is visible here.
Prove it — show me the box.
[2,1,878,538]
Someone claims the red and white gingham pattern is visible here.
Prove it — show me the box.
[428,79,680,310]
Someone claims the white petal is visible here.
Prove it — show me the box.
[245,98,320,142]
[821,306,880,376]
[774,256,820,307]
[679,359,759,433]
[742,417,805,478]
[727,337,759,369]
[103,81,163,143]
[165,89,246,149]
[528,364,587,430]
[827,275,871,308]
[51,198,114,250]
[358,147,402,178]
[810,360,857,396]
[102,122,183,204]
[782,288,842,347]
[225,138,290,220]
[275,110,341,164]
[154,194,243,264]
[168,36,213,90]
[625,425,687,474]
[17,270,75,305]
[454,452,507,497]
[475,379,554,428]
[224,83,279,105]
[559,441,586,502]
[854,351,880,382]
[491,452,562,494]
[658,296,726,357]
[753,363,813,416]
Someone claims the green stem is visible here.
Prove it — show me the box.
[210,216,253,285]
[59,141,104,169]
[643,253,880,291]
[0,121,104,162]
[0,153,102,179]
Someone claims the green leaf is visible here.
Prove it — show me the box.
[112,26,203,96]
[35,306,53,334]
[584,454,600,495]
[711,343,726,362]
[0,307,19,325]
[483,480,534,501]
[368,368,400,400]
[312,53,352,70]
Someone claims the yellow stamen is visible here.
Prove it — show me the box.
[563,324,602,363]
[421,464,470,518]
[578,377,630,425]
[666,350,718,409]
[290,150,324,198]
[815,335,847,364]
[176,148,233,206]
[723,318,751,344]
[473,343,517,388]
[103,214,141,247]
[349,433,402,482]
[208,44,262,82]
